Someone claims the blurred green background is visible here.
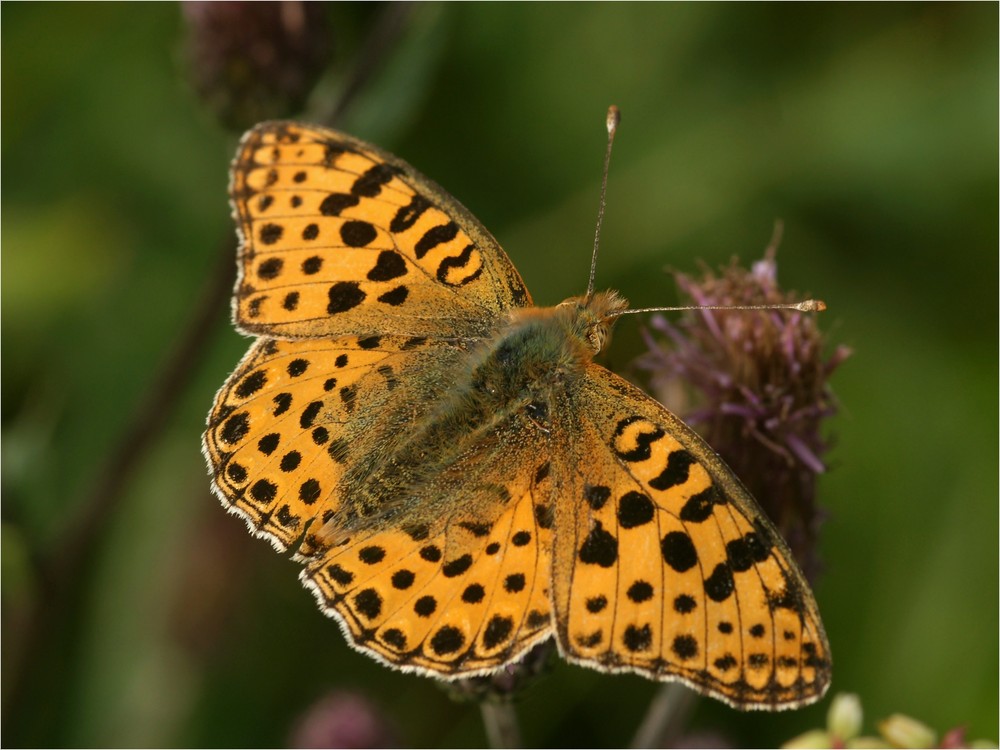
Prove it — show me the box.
[3,3,997,747]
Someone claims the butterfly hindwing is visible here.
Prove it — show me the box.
[301,468,554,676]
[550,365,830,709]
[230,122,531,340]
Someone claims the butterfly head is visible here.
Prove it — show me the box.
[557,289,629,355]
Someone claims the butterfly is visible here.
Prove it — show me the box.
[203,120,831,710]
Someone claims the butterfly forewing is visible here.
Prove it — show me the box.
[205,334,463,551]
[550,365,830,709]
[230,122,531,340]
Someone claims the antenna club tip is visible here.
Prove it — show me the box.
[797,299,827,312]
[606,105,621,134]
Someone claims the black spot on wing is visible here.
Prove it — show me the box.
[220,412,250,445]
[679,485,726,523]
[257,433,279,455]
[367,250,407,281]
[617,491,654,528]
[358,545,386,564]
[414,596,436,617]
[704,563,735,602]
[327,282,366,313]
[671,634,698,660]
[430,625,465,655]
[352,163,399,197]
[226,462,247,483]
[661,531,698,572]
[613,417,665,462]
[250,479,276,504]
[390,194,431,232]
[482,615,514,650]
[648,449,696,491]
[340,220,377,248]
[377,286,408,306]
[381,628,407,650]
[726,532,771,572]
[353,588,382,620]
[436,244,481,286]
[626,581,653,603]
[414,222,458,259]
[327,564,353,585]
[503,573,525,593]
[235,371,267,399]
[319,193,359,216]
[584,484,611,511]
[272,392,292,416]
[586,595,607,613]
[511,530,531,546]
[462,584,485,603]
[391,570,415,589]
[258,224,283,246]
[578,522,617,567]
[673,594,696,613]
[623,624,652,652]
[442,555,473,578]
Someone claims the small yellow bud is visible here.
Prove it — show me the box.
[878,714,937,748]
[828,693,863,741]
[782,729,833,749]
[846,737,892,749]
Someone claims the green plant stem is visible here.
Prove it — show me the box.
[481,700,523,749]
[630,682,697,749]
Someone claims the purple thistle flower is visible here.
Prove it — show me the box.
[289,690,398,749]
[182,2,334,131]
[636,248,849,580]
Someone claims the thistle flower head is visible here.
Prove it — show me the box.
[637,248,850,580]
[289,690,398,749]
[183,2,334,131]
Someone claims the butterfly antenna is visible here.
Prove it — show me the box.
[586,105,621,302]
[584,110,825,319]
[612,298,827,318]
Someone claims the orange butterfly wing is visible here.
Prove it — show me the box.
[204,334,460,550]
[229,121,530,340]
[300,468,554,676]
[548,365,830,709]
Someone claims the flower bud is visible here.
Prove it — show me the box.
[637,249,848,580]
[782,729,833,749]
[182,2,334,131]
[878,714,937,749]
[828,693,863,742]
[289,690,397,748]
[845,737,892,749]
